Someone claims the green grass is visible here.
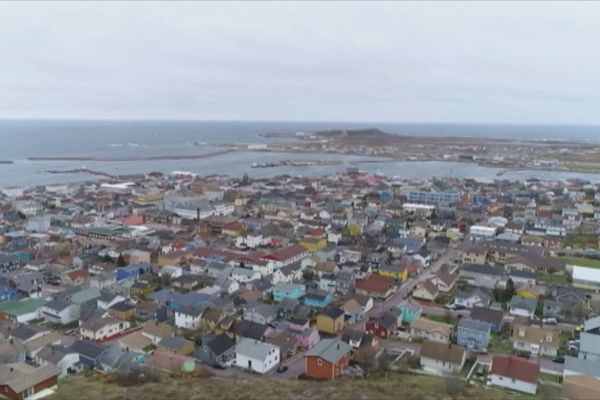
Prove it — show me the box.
[539,273,570,286]
[489,333,513,354]
[559,256,600,269]
[49,371,561,400]
[539,372,561,384]
[563,235,598,250]
[425,315,454,324]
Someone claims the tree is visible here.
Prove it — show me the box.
[502,278,515,302]
[116,253,127,267]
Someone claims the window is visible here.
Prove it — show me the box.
[317,359,323,366]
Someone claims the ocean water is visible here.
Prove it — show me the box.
[1,120,600,188]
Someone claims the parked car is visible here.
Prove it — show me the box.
[543,318,558,326]
[552,356,565,364]
[276,365,288,373]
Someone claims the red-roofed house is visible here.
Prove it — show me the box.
[355,275,396,299]
[62,268,89,286]
[488,355,539,394]
[262,245,309,268]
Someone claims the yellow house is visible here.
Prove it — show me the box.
[299,238,327,253]
[316,308,345,334]
[378,264,408,282]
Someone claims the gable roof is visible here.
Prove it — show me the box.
[491,355,539,384]
[205,333,236,356]
[0,363,59,394]
[305,338,351,364]
[420,340,465,365]
[236,338,278,360]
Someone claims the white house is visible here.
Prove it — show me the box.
[419,340,466,375]
[230,267,261,283]
[159,265,183,279]
[40,299,80,325]
[35,344,80,378]
[97,293,127,310]
[174,307,203,330]
[80,317,130,341]
[235,338,280,374]
[469,225,498,240]
[488,355,539,395]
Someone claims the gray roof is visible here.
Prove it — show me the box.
[43,299,75,312]
[36,344,75,364]
[564,356,600,378]
[580,332,600,355]
[305,338,351,364]
[236,338,278,361]
[458,318,491,333]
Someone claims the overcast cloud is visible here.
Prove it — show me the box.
[1,1,600,124]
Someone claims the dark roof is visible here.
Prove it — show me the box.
[234,320,268,340]
[321,307,345,320]
[69,340,107,360]
[470,306,504,326]
[206,333,236,356]
[108,301,135,312]
[460,263,505,277]
[420,340,465,365]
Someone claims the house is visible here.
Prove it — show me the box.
[0,362,59,400]
[377,264,408,281]
[488,355,539,395]
[419,340,466,375]
[572,266,600,290]
[457,318,491,350]
[302,291,333,309]
[0,298,46,323]
[454,289,490,309]
[107,301,136,321]
[304,338,352,380]
[412,280,439,302]
[80,317,130,342]
[276,320,320,349]
[355,275,395,299]
[234,320,268,342]
[34,344,80,378]
[97,293,126,310]
[430,271,457,293]
[235,338,280,374]
[271,263,303,285]
[397,301,423,325]
[365,313,397,339]
[174,307,203,330]
[196,333,236,367]
[40,299,80,325]
[316,308,345,334]
[409,318,452,344]
[508,296,537,318]
[69,340,108,368]
[271,283,306,303]
[97,345,147,374]
[157,336,195,356]
[458,263,505,284]
[266,330,299,360]
[243,303,278,325]
[139,320,174,344]
[512,324,559,357]
[470,306,503,332]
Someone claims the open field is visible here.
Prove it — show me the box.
[560,256,600,269]
[49,372,561,400]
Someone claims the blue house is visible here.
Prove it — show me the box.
[302,291,333,309]
[0,285,19,302]
[396,302,423,325]
[457,318,491,350]
[115,263,153,281]
[271,283,306,303]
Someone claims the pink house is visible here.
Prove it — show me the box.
[278,320,320,349]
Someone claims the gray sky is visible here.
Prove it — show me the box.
[1,1,600,124]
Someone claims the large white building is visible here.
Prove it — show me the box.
[235,339,280,374]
